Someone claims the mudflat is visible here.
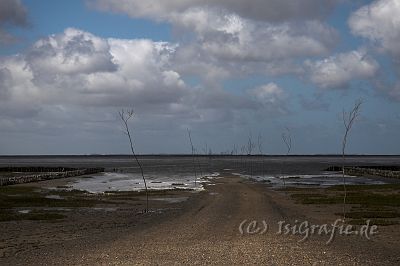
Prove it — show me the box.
[1,172,399,265]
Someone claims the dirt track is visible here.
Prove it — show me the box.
[3,174,400,265]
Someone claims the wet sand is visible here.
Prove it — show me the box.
[1,172,399,265]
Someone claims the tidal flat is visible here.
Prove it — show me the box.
[1,155,399,265]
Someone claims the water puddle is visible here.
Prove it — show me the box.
[18,209,31,214]
[45,195,64,200]
[232,172,386,187]
[67,172,220,193]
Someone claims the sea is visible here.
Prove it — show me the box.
[1,155,399,193]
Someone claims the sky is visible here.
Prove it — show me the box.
[0,0,399,155]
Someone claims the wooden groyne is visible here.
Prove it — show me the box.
[0,167,104,186]
[345,167,400,179]
[326,166,400,179]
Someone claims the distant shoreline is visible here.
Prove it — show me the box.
[1,154,400,158]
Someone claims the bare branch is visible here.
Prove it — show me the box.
[257,134,263,155]
[341,98,363,220]
[119,108,149,213]
[187,128,197,186]
[281,127,292,155]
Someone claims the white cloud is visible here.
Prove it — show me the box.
[85,0,340,98]
[305,50,379,89]
[349,0,400,100]
[25,28,118,90]
[247,83,288,114]
[349,0,400,57]
[0,55,41,117]
[0,28,188,115]
[0,28,268,130]
[88,0,339,22]
[177,9,337,62]
[165,7,338,86]
[89,1,339,65]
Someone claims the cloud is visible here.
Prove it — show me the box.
[0,28,188,116]
[27,28,117,77]
[349,0,400,101]
[89,1,339,78]
[88,0,339,22]
[173,8,337,62]
[0,55,41,118]
[247,83,289,113]
[0,28,268,130]
[0,67,12,99]
[0,0,27,26]
[305,50,379,89]
[349,0,400,57]
[161,6,338,87]
[90,1,339,61]
[0,0,28,44]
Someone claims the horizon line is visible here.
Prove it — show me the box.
[1,154,400,157]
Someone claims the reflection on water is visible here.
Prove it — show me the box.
[69,172,220,193]
[233,172,386,187]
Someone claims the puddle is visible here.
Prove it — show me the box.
[232,172,387,187]
[18,209,31,214]
[69,172,208,193]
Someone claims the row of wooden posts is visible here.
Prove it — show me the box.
[0,167,104,186]
[345,167,400,179]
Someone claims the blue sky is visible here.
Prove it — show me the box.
[1,0,172,55]
[0,0,399,155]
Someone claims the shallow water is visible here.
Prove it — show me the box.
[1,155,398,191]
[233,172,386,187]
[69,172,220,193]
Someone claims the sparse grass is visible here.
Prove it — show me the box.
[0,185,138,222]
[20,210,66,221]
[0,196,99,208]
[279,186,320,192]
[0,186,37,194]
[291,193,342,204]
[0,209,66,222]
[0,185,117,210]
[347,192,400,207]
[287,183,400,226]
[290,189,400,207]
[328,183,400,191]
[52,189,88,196]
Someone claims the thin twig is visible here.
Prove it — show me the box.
[341,99,363,221]
[119,109,149,213]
